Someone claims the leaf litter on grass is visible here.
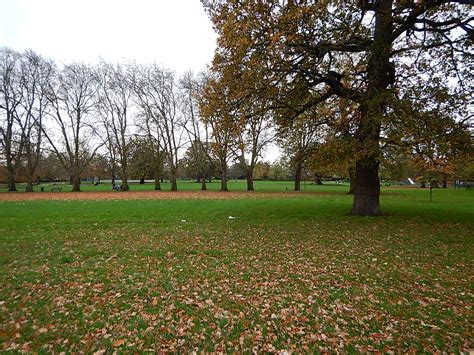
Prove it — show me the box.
[0,201,473,352]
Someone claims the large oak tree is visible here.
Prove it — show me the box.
[202,0,473,215]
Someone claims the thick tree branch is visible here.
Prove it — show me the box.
[390,0,444,42]
[290,38,373,59]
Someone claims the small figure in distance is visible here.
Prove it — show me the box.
[112,184,120,191]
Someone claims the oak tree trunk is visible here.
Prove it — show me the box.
[352,160,381,216]
[351,0,392,216]
[201,176,207,190]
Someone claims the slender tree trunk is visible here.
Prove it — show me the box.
[72,174,81,192]
[246,169,254,191]
[420,181,426,188]
[4,121,18,192]
[154,179,161,190]
[220,163,228,192]
[111,163,116,186]
[25,149,38,192]
[348,166,356,194]
[170,168,178,191]
[442,176,447,188]
[154,170,161,191]
[25,167,34,192]
[294,161,303,191]
[121,165,129,191]
[6,161,17,192]
[201,175,207,191]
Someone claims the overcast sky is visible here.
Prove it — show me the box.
[0,0,217,73]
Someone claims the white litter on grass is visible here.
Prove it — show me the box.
[181,219,187,223]
[228,216,237,220]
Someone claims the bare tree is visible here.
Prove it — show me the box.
[132,64,185,191]
[16,51,53,192]
[0,48,23,191]
[43,63,103,192]
[101,125,119,186]
[97,62,134,191]
[235,107,273,191]
[199,73,238,192]
[129,65,164,191]
[180,71,215,190]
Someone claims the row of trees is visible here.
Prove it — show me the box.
[0,47,323,192]
[4,151,314,185]
[0,48,264,192]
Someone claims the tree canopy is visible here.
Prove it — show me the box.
[201,0,472,215]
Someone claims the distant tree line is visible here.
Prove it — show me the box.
[1,43,472,196]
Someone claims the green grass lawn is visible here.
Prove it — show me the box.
[0,186,472,351]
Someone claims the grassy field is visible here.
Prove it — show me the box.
[0,184,472,352]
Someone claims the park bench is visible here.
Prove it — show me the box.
[51,187,62,192]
